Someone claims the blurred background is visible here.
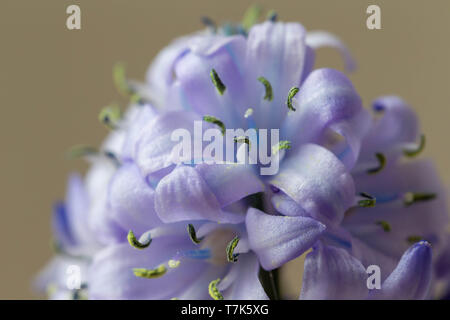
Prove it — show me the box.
[1,0,449,299]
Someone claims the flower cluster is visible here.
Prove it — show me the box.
[36,8,450,300]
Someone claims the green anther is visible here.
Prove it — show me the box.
[98,104,122,130]
[272,140,291,155]
[208,278,224,300]
[358,192,376,208]
[187,224,203,244]
[129,93,143,104]
[201,16,217,32]
[127,230,151,250]
[367,153,386,174]
[287,87,299,111]
[66,145,98,159]
[133,265,167,279]
[210,69,226,95]
[407,235,423,244]
[267,10,278,22]
[66,145,121,167]
[234,136,251,149]
[226,236,240,263]
[257,77,273,101]
[203,115,226,135]
[244,108,254,118]
[113,62,144,103]
[242,5,262,31]
[113,62,132,96]
[403,134,426,158]
[404,192,436,206]
[104,150,121,167]
[376,220,391,232]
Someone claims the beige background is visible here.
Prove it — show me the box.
[1,0,449,299]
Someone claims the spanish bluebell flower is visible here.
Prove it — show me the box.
[144,19,449,298]
[37,8,450,300]
[143,18,450,299]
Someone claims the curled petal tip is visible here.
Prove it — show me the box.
[370,241,432,300]
[417,240,432,248]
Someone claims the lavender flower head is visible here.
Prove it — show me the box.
[36,7,450,300]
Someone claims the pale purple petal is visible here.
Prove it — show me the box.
[270,143,355,227]
[155,165,221,222]
[246,21,307,128]
[190,34,243,56]
[282,68,370,170]
[65,174,91,243]
[155,165,245,223]
[345,159,449,260]
[88,189,127,244]
[300,45,316,83]
[170,35,247,124]
[121,105,157,160]
[34,256,89,295]
[223,253,269,300]
[369,241,432,300]
[52,202,76,249]
[271,192,308,217]
[88,238,204,300]
[134,111,202,178]
[350,236,398,282]
[146,35,191,87]
[246,22,307,96]
[359,96,419,162]
[246,207,326,270]
[306,31,356,72]
[108,162,161,234]
[84,159,127,244]
[300,243,368,299]
[145,35,192,107]
[195,162,264,208]
[175,264,227,300]
[53,174,96,251]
